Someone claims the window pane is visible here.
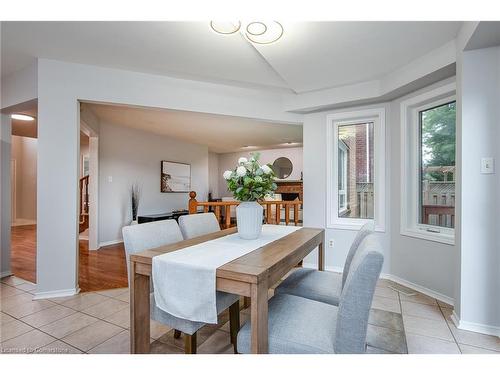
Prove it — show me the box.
[419,101,456,228]
[337,122,374,218]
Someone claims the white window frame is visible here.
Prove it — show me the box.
[326,107,386,231]
[400,82,456,245]
[338,140,348,214]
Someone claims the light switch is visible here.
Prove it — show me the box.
[481,157,494,174]
[108,176,113,182]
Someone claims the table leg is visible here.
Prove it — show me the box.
[130,261,150,353]
[318,236,325,271]
[250,280,268,353]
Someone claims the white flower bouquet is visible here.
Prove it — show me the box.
[223,153,277,201]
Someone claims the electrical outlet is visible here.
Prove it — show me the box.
[481,157,494,174]
[328,239,334,248]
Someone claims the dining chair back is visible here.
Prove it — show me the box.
[334,234,383,353]
[178,212,221,240]
[122,219,183,283]
[341,221,375,288]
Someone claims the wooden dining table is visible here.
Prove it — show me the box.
[129,226,325,354]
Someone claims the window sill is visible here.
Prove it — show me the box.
[328,220,385,233]
[400,227,455,245]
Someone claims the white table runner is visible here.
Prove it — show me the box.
[152,225,301,324]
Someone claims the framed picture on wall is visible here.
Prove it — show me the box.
[161,161,191,193]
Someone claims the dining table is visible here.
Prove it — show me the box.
[129,225,325,354]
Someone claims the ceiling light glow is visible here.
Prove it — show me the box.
[209,21,284,45]
[11,114,35,121]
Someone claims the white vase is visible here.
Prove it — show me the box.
[236,201,263,240]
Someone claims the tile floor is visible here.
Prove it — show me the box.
[1,275,499,354]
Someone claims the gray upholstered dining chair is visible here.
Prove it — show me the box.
[236,234,384,354]
[274,221,375,306]
[178,212,221,240]
[122,219,240,354]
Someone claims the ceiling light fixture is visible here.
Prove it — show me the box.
[244,21,283,45]
[210,21,241,35]
[210,21,284,45]
[11,114,35,121]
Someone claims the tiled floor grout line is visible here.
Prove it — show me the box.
[5,276,500,354]
[1,309,84,354]
[396,290,410,354]
[438,304,462,353]
[2,282,133,353]
[0,281,429,354]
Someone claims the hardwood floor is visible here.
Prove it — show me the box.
[10,224,128,292]
[78,239,129,292]
[10,225,37,283]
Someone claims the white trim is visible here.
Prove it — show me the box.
[451,312,500,338]
[338,141,348,212]
[99,239,123,247]
[11,159,16,223]
[386,274,454,307]
[400,82,456,245]
[33,287,80,300]
[326,107,386,232]
[0,270,13,278]
[302,262,454,307]
[400,227,455,245]
[11,219,37,227]
[451,310,461,329]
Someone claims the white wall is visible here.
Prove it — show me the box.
[98,122,209,244]
[301,106,392,275]
[208,152,219,199]
[389,78,457,300]
[33,58,298,297]
[458,46,500,334]
[11,135,37,222]
[216,147,303,198]
[0,63,37,110]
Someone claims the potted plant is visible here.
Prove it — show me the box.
[223,153,277,239]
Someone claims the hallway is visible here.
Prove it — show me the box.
[11,225,128,292]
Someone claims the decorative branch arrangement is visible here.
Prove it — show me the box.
[131,183,141,221]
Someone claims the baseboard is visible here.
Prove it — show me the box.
[451,310,461,328]
[33,287,80,300]
[385,274,454,307]
[11,219,36,227]
[302,262,453,306]
[99,239,123,247]
[0,270,13,278]
[451,312,500,338]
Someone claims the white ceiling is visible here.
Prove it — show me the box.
[1,21,461,93]
[82,102,302,153]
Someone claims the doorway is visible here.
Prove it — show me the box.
[10,134,38,283]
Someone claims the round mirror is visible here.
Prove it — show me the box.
[272,157,293,179]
